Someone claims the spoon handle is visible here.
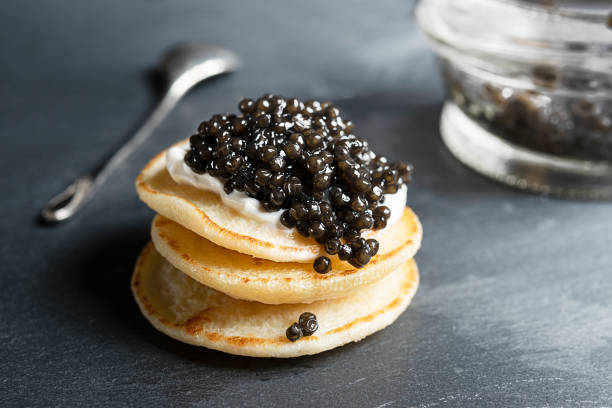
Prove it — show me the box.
[40,89,181,223]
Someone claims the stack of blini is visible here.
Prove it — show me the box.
[132,142,423,358]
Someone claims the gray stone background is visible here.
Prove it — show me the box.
[1,1,611,406]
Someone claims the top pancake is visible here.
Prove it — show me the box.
[136,141,422,263]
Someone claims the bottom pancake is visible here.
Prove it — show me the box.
[131,243,419,358]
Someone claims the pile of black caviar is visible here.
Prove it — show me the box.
[185,94,412,272]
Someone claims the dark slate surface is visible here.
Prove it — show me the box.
[1,1,611,407]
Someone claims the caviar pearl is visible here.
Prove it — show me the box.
[298,312,318,336]
[280,210,297,228]
[366,238,380,256]
[325,238,342,255]
[286,323,303,342]
[313,256,331,274]
[239,98,255,113]
[338,244,352,261]
[309,221,327,239]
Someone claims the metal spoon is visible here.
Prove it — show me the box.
[40,43,241,223]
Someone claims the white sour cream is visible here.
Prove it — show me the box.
[166,144,407,230]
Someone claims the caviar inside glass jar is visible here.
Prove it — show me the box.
[416,0,612,199]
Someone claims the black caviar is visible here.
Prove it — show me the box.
[185,94,412,272]
[286,312,318,342]
[286,323,303,342]
[313,256,331,274]
[443,63,612,161]
[298,312,318,336]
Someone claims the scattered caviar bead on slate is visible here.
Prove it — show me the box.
[313,256,331,274]
[184,95,412,272]
[298,312,318,336]
[286,323,303,342]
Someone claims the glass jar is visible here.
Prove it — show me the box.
[416,0,612,199]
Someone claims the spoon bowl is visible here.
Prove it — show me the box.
[161,43,241,95]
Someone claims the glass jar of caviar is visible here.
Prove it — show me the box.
[416,0,612,199]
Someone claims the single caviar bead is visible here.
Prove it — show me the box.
[312,173,331,190]
[292,203,309,220]
[366,238,380,256]
[280,210,296,228]
[327,223,344,238]
[367,185,383,201]
[283,177,302,196]
[333,191,350,208]
[334,145,350,160]
[325,238,342,255]
[224,155,243,172]
[288,132,304,145]
[286,98,301,114]
[338,244,352,261]
[184,149,206,174]
[299,312,316,326]
[298,312,318,336]
[255,113,271,128]
[256,98,271,112]
[238,98,255,113]
[269,188,286,206]
[269,172,285,187]
[313,256,331,274]
[284,142,302,159]
[350,246,372,268]
[343,228,361,243]
[374,217,388,229]
[286,323,303,342]
[309,221,326,239]
[254,168,272,186]
[305,132,323,149]
[306,155,324,174]
[350,237,367,251]
[350,195,366,212]
[374,205,391,219]
[259,146,277,162]
[269,156,286,172]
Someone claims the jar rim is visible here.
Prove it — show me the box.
[415,0,612,61]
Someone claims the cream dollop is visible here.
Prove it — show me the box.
[166,144,407,230]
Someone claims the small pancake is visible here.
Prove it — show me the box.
[131,243,419,358]
[135,142,422,263]
[151,212,420,304]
